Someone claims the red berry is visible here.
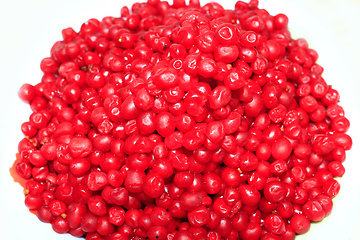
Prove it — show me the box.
[19,84,36,103]
[14,2,352,239]
[290,214,310,234]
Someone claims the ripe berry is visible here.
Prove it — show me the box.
[14,1,352,240]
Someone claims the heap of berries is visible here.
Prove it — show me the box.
[15,0,352,239]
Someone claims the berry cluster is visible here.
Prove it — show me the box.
[15,0,352,239]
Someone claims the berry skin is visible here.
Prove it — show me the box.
[13,1,352,240]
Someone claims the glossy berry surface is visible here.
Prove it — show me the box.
[14,0,352,240]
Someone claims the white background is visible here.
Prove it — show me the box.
[0,0,360,239]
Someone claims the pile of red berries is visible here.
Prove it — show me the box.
[15,0,352,239]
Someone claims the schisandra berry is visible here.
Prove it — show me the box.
[14,0,353,239]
